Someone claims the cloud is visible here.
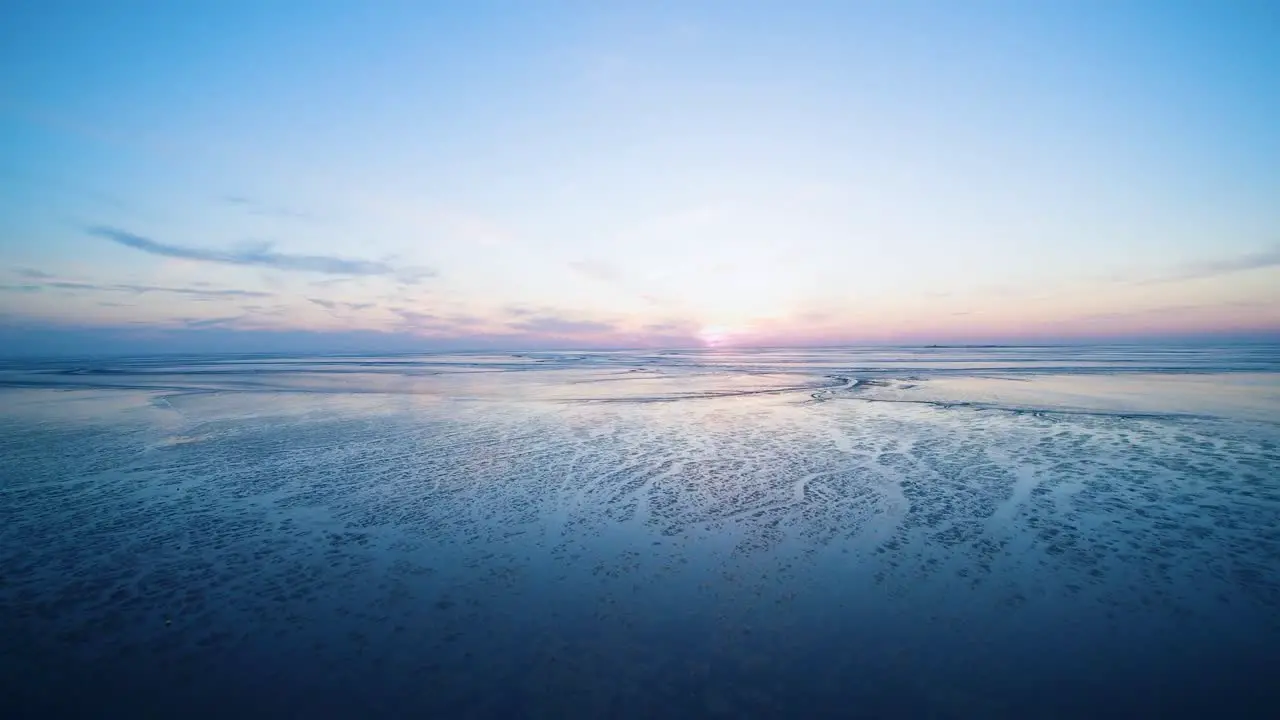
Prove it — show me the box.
[796,310,833,323]
[498,306,626,336]
[569,259,623,284]
[0,284,43,293]
[129,284,271,298]
[391,308,438,323]
[90,226,436,282]
[1073,302,1272,323]
[1130,246,1280,285]
[509,316,616,335]
[13,268,54,279]
[34,278,273,299]
[389,307,468,333]
[642,320,700,334]
[178,315,245,328]
[0,321,701,358]
[310,277,357,289]
[222,195,317,221]
[562,263,682,311]
[309,298,376,311]
[238,303,288,316]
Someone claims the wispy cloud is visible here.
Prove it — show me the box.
[222,195,316,221]
[1076,301,1275,323]
[1076,306,1195,322]
[13,268,55,279]
[642,319,699,333]
[309,297,375,311]
[90,226,436,282]
[387,307,483,334]
[35,278,273,299]
[391,308,438,324]
[569,259,624,284]
[178,315,245,328]
[499,306,626,336]
[509,316,616,335]
[238,303,288,316]
[796,310,834,323]
[388,308,455,330]
[129,284,272,298]
[0,284,43,293]
[568,260,681,309]
[310,277,357,289]
[1130,246,1280,285]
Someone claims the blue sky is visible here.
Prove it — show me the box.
[1,0,1277,353]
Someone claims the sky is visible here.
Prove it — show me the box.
[1,0,1278,354]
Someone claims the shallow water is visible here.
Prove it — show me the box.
[3,346,1279,718]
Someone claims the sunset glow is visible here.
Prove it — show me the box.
[1,2,1277,354]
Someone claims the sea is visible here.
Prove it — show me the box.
[2,345,1278,718]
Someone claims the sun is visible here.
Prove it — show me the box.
[698,324,734,347]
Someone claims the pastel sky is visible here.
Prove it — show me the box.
[2,0,1278,353]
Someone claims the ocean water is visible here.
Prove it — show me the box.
[2,345,1278,718]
